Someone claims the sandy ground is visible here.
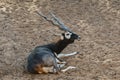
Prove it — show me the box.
[0,0,120,80]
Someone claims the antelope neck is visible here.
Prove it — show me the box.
[53,39,70,54]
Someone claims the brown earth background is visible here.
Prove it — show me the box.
[0,0,120,80]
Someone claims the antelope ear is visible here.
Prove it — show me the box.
[61,33,64,40]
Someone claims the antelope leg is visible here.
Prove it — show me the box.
[58,52,79,58]
[61,66,76,73]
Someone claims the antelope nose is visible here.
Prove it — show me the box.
[77,36,81,41]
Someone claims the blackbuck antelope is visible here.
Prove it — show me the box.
[27,11,81,74]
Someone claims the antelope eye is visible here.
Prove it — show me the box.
[66,34,69,35]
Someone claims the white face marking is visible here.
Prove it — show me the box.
[65,32,72,39]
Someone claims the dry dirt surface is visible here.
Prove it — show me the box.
[0,0,120,80]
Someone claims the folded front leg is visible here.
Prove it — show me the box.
[61,66,76,73]
[57,52,79,58]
